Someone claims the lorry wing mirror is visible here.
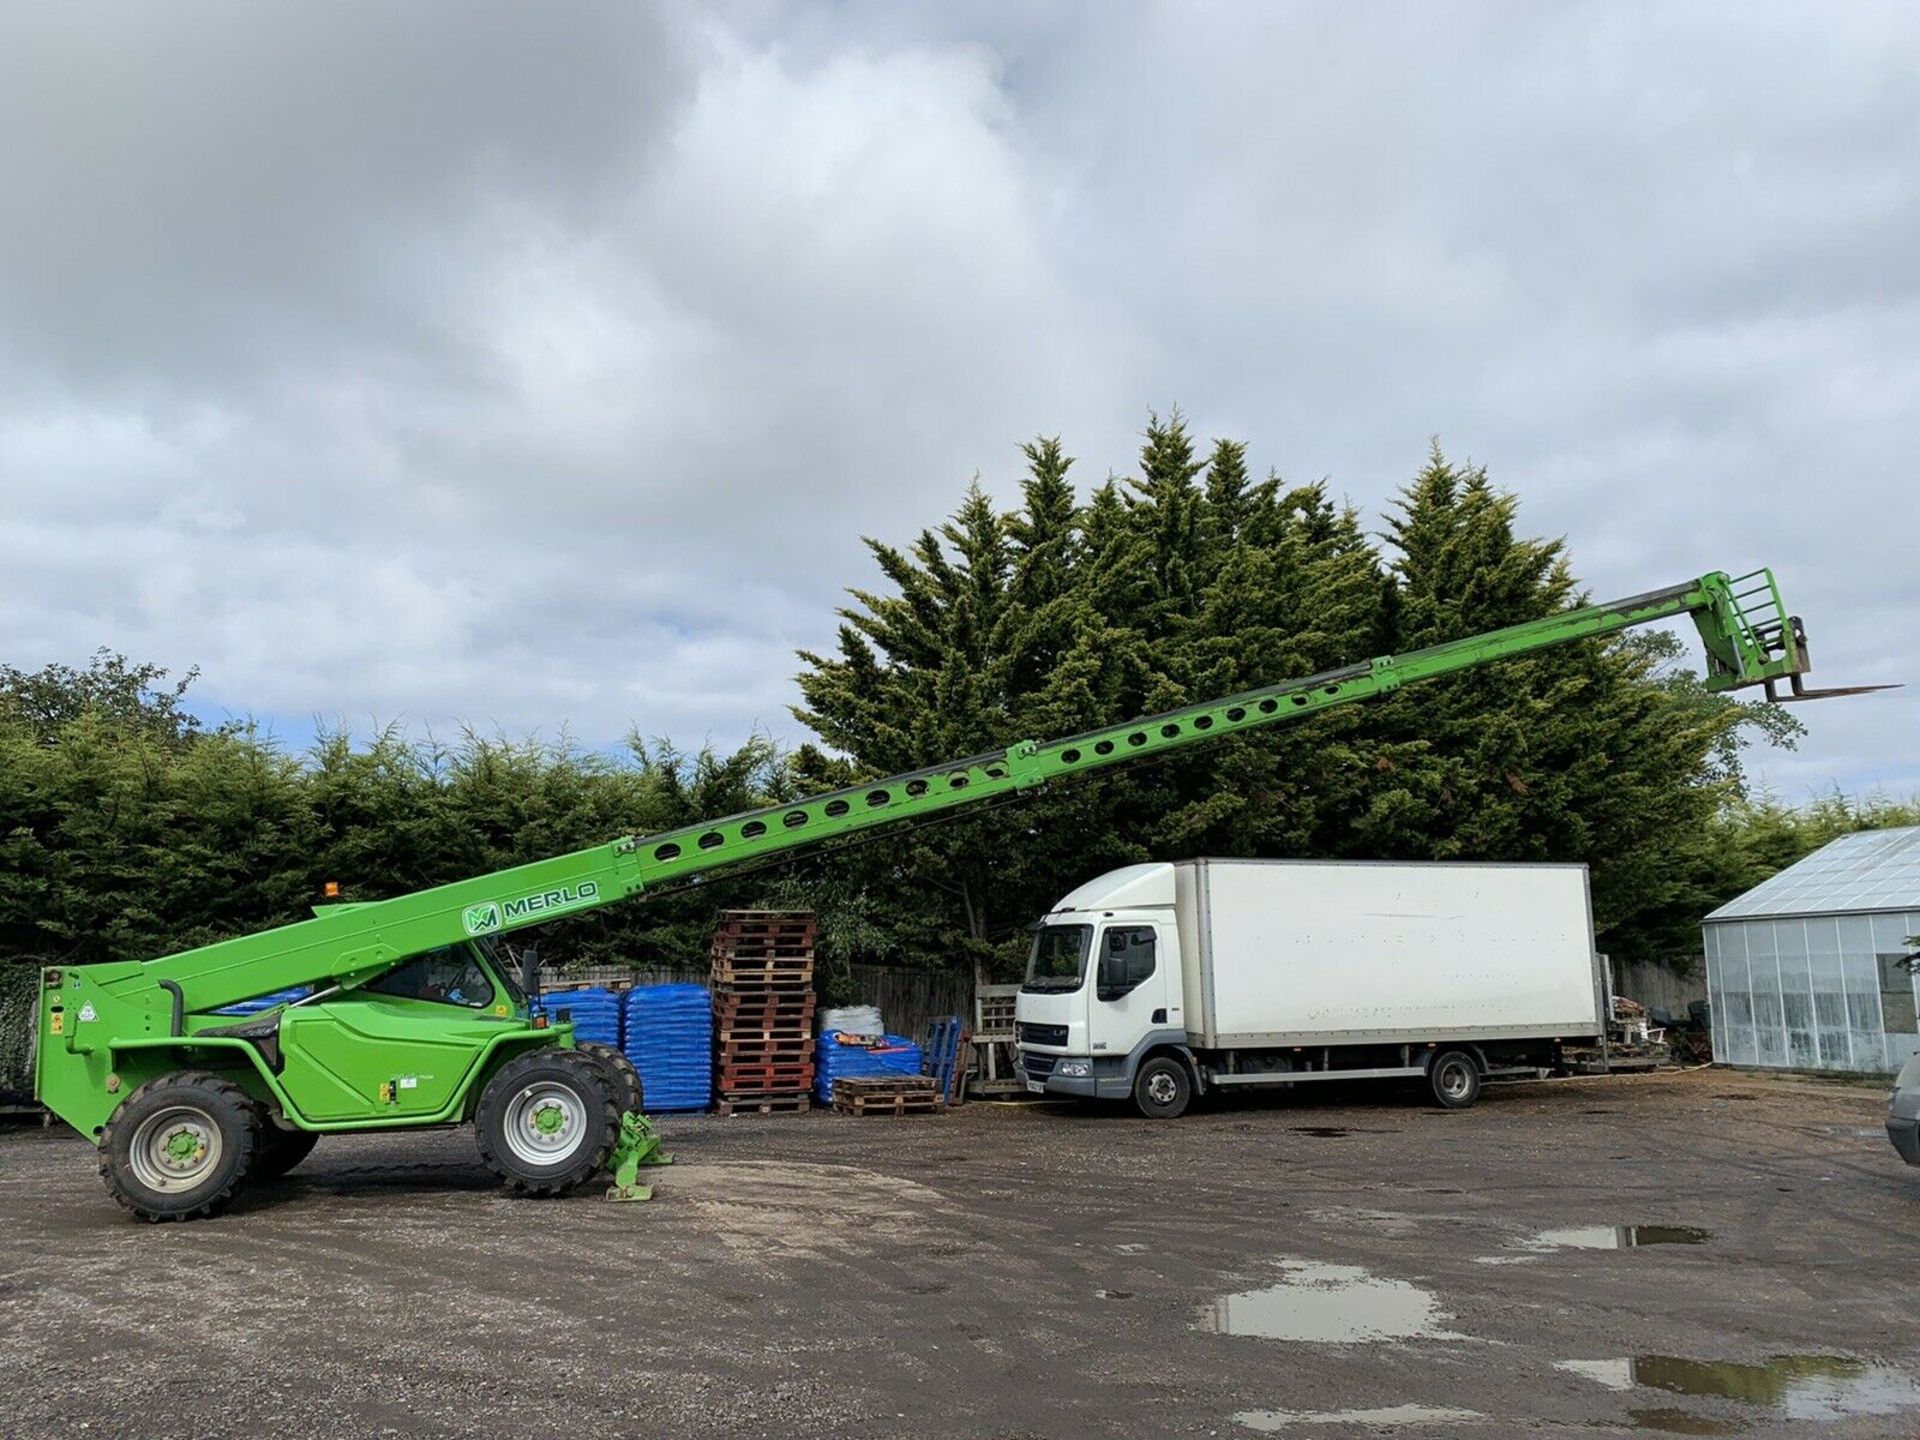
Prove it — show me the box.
[519,944,539,999]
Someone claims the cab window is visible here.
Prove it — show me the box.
[1096,925,1157,1001]
[367,947,494,1009]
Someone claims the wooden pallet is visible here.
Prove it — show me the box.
[721,1076,813,1095]
[712,935,816,955]
[975,983,1019,1038]
[711,950,815,971]
[711,970,815,992]
[714,990,817,1009]
[714,909,818,931]
[714,1093,813,1116]
[833,1092,941,1117]
[715,1038,813,1059]
[718,1006,814,1029]
[718,1029,814,1052]
[831,1075,940,1116]
[716,1055,815,1073]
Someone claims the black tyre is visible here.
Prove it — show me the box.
[1133,1054,1193,1120]
[474,1049,619,1196]
[575,1040,645,1117]
[99,1071,261,1222]
[253,1124,319,1181]
[1428,1050,1482,1109]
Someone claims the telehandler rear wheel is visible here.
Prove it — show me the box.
[475,1049,619,1196]
[99,1071,261,1222]
[575,1040,645,1117]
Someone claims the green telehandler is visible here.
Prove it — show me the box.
[29,568,1870,1219]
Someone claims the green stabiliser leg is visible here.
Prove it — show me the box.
[605,1111,673,1202]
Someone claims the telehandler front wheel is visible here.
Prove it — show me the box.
[100,1071,261,1222]
[475,1050,619,1196]
[574,1040,645,1117]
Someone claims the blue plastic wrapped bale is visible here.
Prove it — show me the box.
[621,983,713,1113]
[815,1033,923,1104]
[542,986,622,1049]
[213,987,311,1016]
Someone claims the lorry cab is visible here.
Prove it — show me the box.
[1016,863,1194,1113]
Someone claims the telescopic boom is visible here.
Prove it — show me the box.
[98,566,1844,1020]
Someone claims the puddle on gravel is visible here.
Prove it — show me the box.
[1234,1405,1481,1430]
[1201,1261,1464,1343]
[1626,1408,1737,1435]
[1522,1224,1710,1252]
[1558,1354,1920,1425]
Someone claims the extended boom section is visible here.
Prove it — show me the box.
[617,569,1808,891]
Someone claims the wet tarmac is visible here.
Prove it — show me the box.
[2,1067,1915,1439]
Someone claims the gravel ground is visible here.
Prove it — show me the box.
[1,1067,1916,1440]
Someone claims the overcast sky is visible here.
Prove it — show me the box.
[2,2,1914,799]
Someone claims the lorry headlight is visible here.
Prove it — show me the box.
[1057,1059,1092,1078]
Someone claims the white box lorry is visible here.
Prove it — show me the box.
[1015,858,1605,1117]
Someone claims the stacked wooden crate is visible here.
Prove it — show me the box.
[711,911,817,1115]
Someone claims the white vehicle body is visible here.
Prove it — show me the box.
[1015,858,1605,1116]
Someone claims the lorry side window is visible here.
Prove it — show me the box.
[1097,925,1157,1001]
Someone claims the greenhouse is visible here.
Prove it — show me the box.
[1703,826,1920,1073]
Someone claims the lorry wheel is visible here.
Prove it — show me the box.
[1133,1055,1193,1120]
[253,1125,319,1181]
[99,1071,261,1222]
[475,1050,619,1196]
[575,1040,645,1117]
[1428,1051,1482,1109]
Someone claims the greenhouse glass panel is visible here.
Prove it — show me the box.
[1724,924,1757,1065]
[1704,925,1729,1061]
[1843,948,1883,1069]
[1749,923,1786,1066]
[1778,920,1815,1068]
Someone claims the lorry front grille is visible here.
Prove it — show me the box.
[1022,1052,1057,1080]
[1018,1022,1069,1047]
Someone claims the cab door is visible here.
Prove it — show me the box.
[276,947,504,1122]
[1087,921,1174,1060]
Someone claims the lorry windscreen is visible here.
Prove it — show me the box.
[1025,924,1091,992]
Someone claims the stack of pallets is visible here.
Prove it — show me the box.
[832,1074,941,1117]
[711,911,817,1115]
